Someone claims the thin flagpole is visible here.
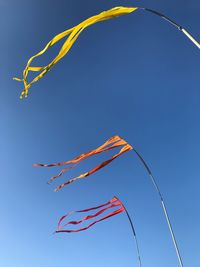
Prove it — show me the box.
[140,7,200,49]
[114,196,142,267]
[132,148,184,267]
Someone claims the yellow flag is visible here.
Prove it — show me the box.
[14,6,199,99]
[14,6,137,99]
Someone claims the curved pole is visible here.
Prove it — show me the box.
[115,196,142,267]
[140,7,200,49]
[133,148,184,267]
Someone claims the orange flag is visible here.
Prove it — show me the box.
[33,135,132,191]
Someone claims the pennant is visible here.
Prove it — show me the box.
[14,6,199,99]
[14,7,137,98]
[55,195,143,267]
[55,196,125,233]
[33,135,132,191]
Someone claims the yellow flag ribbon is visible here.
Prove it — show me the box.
[14,6,137,99]
[14,6,199,99]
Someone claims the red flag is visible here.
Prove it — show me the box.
[56,197,125,233]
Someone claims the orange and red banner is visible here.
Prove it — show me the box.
[33,135,132,191]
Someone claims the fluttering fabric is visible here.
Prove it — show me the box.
[14,6,199,98]
[33,135,132,191]
[56,196,125,233]
[13,7,137,98]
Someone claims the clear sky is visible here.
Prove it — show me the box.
[1,0,200,266]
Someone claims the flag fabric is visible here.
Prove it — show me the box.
[14,6,137,99]
[33,135,132,191]
[14,6,199,99]
[56,196,125,233]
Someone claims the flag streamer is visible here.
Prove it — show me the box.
[14,6,199,98]
[56,197,125,233]
[33,135,132,191]
[55,196,142,267]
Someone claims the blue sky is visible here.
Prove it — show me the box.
[1,0,200,266]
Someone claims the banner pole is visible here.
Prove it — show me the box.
[115,196,142,267]
[133,148,184,267]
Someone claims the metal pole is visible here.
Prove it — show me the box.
[133,148,184,267]
[115,196,142,267]
[141,7,200,49]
